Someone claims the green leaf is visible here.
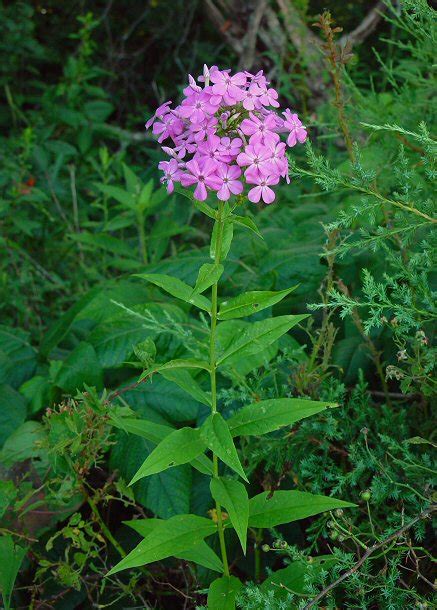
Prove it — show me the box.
[109,431,193,517]
[123,163,141,195]
[139,358,210,382]
[207,576,242,610]
[129,427,207,484]
[231,214,263,238]
[94,183,135,208]
[107,514,217,575]
[54,342,103,393]
[217,315,308,365]
[0,385,27,449]
[0,422,45,466]
[227,398,338,437]
[260,556,337,601]
[201,413,248,482]
[174,185,217,219]
[160,368,211,407]
[111,417,214,475]
[69,232,133,257]
[0,535,27,610]
[210,219,233,261]
[135,273,211,312]
[218,287,298,320]
[40,288,100,357]
[248,490,356,528]
[192,263,224,295]
[210,478,249,554]
[126,519,223,572]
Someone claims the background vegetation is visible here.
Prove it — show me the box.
[0,1,435,608]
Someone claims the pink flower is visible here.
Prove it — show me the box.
[158,159,180,194]
[242,84,264,111]
[146,67,306,205]
[152,113,184,143]
[180,158,221,201]
[179,92,219,124]
[211,70,246,103]
[218,137,243,161]
[283,109,307,146]
[246,170,280,204]
[191,116,218,143]
[236,142,271,177]
[145,101,172,129]
[216,164,243,201]
[197,135,227,167]
[240,112,280,146]
[264,141,287,174]
[260,88,280,108]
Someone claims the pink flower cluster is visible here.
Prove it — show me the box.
[146,66,307,205]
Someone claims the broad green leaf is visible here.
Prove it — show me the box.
[0,385,27,448]
[126,519,223,572]
[111,417,214,475]
[217,315,308,365]
[248,490,356,528]
[139,358,210,382]
[135,273,211,312]
[94,183,135,208]
[227,398,338,437]
[138,180,154,212]
[129,427,207,484]
[218,287,298,320]
[0,422,45,466]
[160,368,211,407]
[106,514,217,575]
[192,263,224,295]
[0,535,27,610]
[210,477,249,554]
[207,576,242,610]
[210,219,233,262]
[53,342,103,393]
[40,287,100,357]
[201,413,248,482]
[109,430,192,518]
[231,214,263,238]
[260,556,338,602]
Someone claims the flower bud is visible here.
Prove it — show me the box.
[261,544,270,553]
[361,489,371,501]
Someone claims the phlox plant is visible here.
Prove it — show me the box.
[147,64,307,204]
[108,67,355,608]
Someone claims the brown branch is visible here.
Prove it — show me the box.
[276,0,323,67]
[203,0,243,54]
[339,2,387,47]
[238,0,269,71]
[303,505,436,609]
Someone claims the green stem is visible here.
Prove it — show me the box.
[137,209,148,264]
[209,201,230,576]
[87,494,126,558]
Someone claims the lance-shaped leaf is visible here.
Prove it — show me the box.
[126,519,223,572]
[218,287,298,320]
[201,413,248,482]
[135,273,211,312]
[129,427,207,484]
[227,398,338,438]
[231,214,263,238]
[192,263,224,295]
[160,368,211,407]
[138,358,210,382]
[248,490,356,528]
[174,185,217,219]
[210,477,249,554]
[107,514,217,575]
[207,576,242,610]
[217,315,308,365]
[211,219,233,261]
[110,416,213,475]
